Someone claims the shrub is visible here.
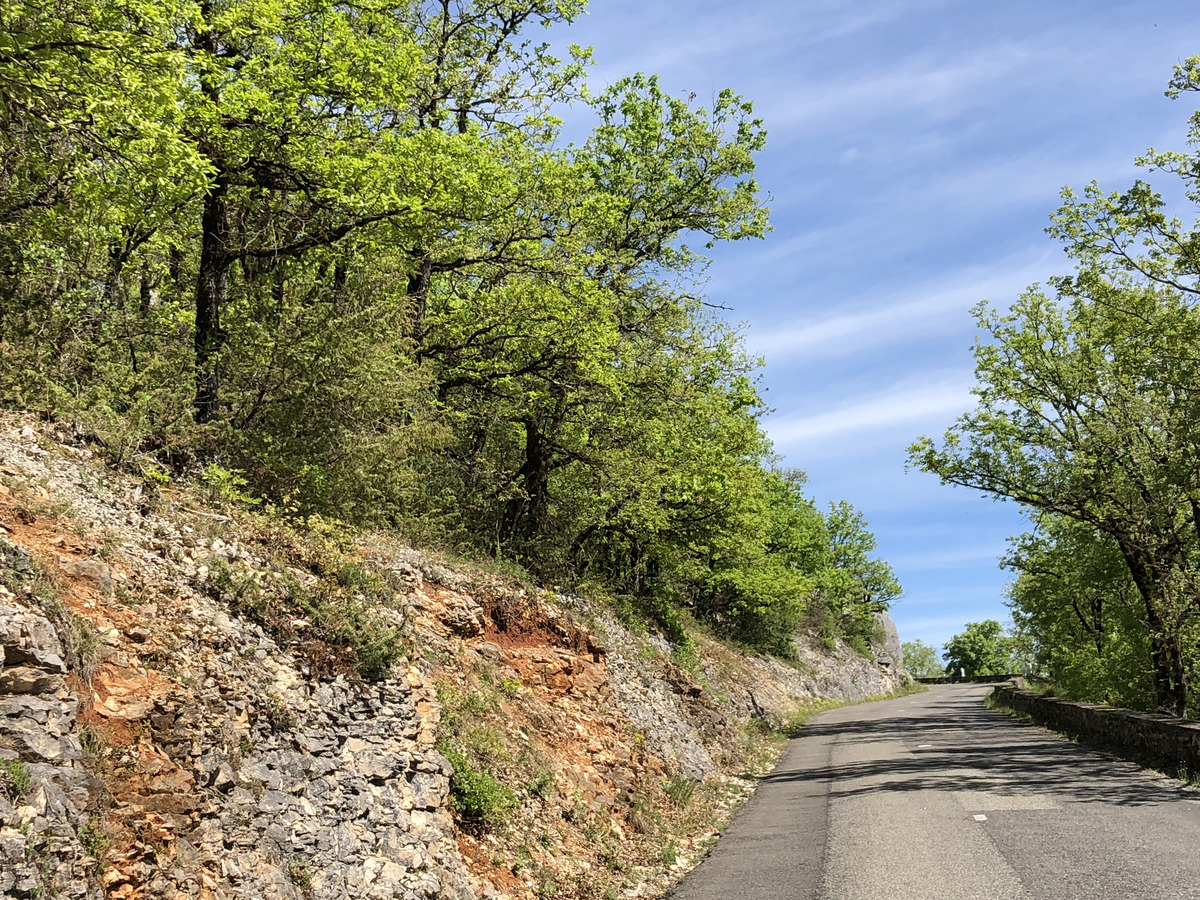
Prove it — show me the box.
[441,747,516,828]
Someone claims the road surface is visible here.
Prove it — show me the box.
[670,683,1200,900]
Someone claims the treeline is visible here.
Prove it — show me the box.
[0,0,899,655]
[911,58,1200,717]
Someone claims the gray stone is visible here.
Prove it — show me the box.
[57,556,114,592]
[0,719,80,760]
[0,665,64,695]
[0,602,67,673]
[875,610,904,671]
[258,790,291,815]
[407,772,443,810]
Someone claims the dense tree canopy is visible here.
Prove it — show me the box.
[0,0,899,657]
[1004,515,1159,711]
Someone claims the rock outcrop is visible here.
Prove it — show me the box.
[0,417,909,900]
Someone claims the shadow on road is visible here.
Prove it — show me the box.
[761,702,1188,808]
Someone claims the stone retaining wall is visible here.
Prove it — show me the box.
[990,684,1200,776]
[917,674,1017,685]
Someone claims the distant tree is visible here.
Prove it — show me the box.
[819,501,901,654]
[942,620,1014,678]
[901,639,941,678]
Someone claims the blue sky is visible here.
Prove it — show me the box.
[551,1,1200,654]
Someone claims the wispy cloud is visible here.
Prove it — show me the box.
[759,44,1034,132]
[577,0,957,88]
[765,373,972,450]
[744,250,1056,362]
[886,545,1006,571]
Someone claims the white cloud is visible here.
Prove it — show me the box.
[886,545,1006,571]
[758,43,1033,132]
[744,250,1056,362]
[578,0,957,88]
[765,374,972,450]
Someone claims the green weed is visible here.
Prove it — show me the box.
[1,759,32,800]
[663,776,697,807]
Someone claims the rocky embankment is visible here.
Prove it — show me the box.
[0,416,909,900]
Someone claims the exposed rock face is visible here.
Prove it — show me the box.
[0,416,910,900]
[588,619,740,782]
[875,611,904,672]
[0,422,472,900]
[0,565,99,900]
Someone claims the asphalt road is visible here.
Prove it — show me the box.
[670,684,1200,900]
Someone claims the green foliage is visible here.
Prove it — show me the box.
[287,859,313,890]
[78,819,110,861]
[0,0,902,667]
[910,61,1200,716]
[0,758,32,800]
[441,746,517,829]
[525,769,555,799]
[1004,516,1159,711]
[942,621,1016,678]
[901,639,942,678]
[662,777,697,808]
[204,551,404,682]
[198,464,260,507]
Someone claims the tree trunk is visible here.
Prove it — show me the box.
[194,172,230,423]
[101,241,125,309]
[502,415,554,543]
[1146,623,1189,717]
[407,257,432,344]
[1114,537,1188,716]
[168,246,185,298]
[139,259,153,315]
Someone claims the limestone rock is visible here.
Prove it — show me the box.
[0,601,67,673]
[57,556,114,592]
[0,665,64,695]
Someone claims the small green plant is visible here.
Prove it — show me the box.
[663,776,696,808]
[79,725,109,759]
[78,819,110,860]
[262,692,296,732]
[437,683,497,734]
[70,613,104,683]
[597,838,626,873]
[463,726,508,765]
[526,769,555,798]
[627,792,661,834]
[441,747,516,829]
[204,554,405,682]
[511,845,533,875]
[657,841,679,866]
[288,858,313,889]
[142,464,172,487]
[96,528,123,560]
[199,463,261,506]
[1,758,32,800]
